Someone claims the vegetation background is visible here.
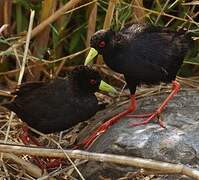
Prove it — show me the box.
[0,0,198,179]
[0,0,198,90]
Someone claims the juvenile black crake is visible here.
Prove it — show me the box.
[1,65,117,168]
[2,66,115,134]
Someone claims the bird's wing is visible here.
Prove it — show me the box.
[9,78,72,126]
[13,81,47,96]
[119,23,192,48]
[115,31,188,80]
[120,23,185,34]
[123,29,191,67]
[16,78,69,99]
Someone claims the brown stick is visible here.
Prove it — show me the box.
[0,143,199,179]
[97,0,118,64]
[103,0,118,29]
[131,0,145,23]
[3,153,43,178]
[86,1,97,47]
[0,48,88,76]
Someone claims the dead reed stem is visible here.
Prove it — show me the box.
[0,143,199,179]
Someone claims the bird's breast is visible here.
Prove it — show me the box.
[103,51,127,74]
[73,95,99,118]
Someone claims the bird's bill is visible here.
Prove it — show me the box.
[84,48,98,65]
[99,80,117,94]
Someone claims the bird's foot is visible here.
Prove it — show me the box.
[32,157,66,170]
[80,108,134,149]
[78,95,137,149]
[20,126,31,144]
[19,128,47,170]
[20,127,65,170]
[32,151,66,170]
[129,110,165,128]
[128,80,180,128]
[20,126,42,146]
[78,120,115,149]
[19,133,30,145]
[44,158,66,169]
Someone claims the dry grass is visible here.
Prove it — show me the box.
[0,0,199,179]
[0,78,199,179]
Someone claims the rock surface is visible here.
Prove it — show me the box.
[78,89,199,179]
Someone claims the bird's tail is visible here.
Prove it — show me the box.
[172,28,194,58]
[177,28,194,48]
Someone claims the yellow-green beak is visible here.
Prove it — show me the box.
[99,80,117,94]
[84,48,98,65]
[85,48,117,94]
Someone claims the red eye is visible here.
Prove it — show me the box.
[90,79,97,85]
[98,41,106,48]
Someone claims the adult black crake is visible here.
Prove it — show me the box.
[84,23,193,147]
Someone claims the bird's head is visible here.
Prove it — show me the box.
[71,65,116,94]
[84,29,115,65]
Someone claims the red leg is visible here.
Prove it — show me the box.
[45,158,66,169]
[80,95,137,149]
[20,126,65,170]
[20,126,30,145]
[127,113,153,118]
[20,126,42,146]
[19,126,47,169]
[29,136,42,146]
[129,81,180,127]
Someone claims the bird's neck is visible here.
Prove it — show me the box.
[102,47,126,74]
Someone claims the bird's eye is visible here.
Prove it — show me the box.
[90,79,97,85]
[98,41,106,48]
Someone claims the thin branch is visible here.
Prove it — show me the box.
[0,48,89,76]
[155,0,170,24]
[125,2,199,26]
[86,1,97,47]
[3,153,43,178]
[131,0,145,23]
[4,10,35,142]
[103,0,118,29]
[97,0,118,64]
[0,143,199,179]
[17,10,35,85]
[1,9,35,164]
[37,160,88,180]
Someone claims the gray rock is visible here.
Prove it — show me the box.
[78,89,199,179]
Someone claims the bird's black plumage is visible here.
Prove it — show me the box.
[2,66,105,134]
[89,23,193,93]
[81,24,194,148]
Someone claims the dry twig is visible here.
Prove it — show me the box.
[3,153,43,178]
[2,10,35,147]
[0,143,199,179]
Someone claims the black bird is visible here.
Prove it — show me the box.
[83,23,193,147]
[1,65,117,168]
[2,65,116,143]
